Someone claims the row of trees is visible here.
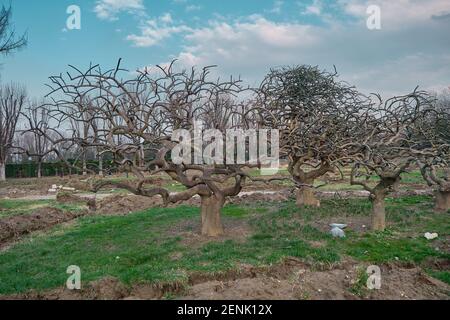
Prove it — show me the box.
[10,60,446,237]
[0,5,448,236]
[0,4,27,180]
[258,66,449,231]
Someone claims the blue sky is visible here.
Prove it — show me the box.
[1,0,449,98]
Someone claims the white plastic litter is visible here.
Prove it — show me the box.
[330,227,345,238]
[424,232,438,240]
[48,185,77,193]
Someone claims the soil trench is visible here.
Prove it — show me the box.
[0,207,89,250]
[2,259,449,300]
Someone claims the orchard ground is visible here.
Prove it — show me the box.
[0,168,448,300]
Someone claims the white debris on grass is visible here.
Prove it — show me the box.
[48,185,77,193]
[330,223,347,238]
[424,232,438,240]
[330,227,345,238]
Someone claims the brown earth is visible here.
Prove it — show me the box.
[0,207,88,249]
[95,194,171,215]
[178,258,450,300]
[94,191,292,216]
[56,192,96,210]
[2,258,449,300]
[168,218,252,249]
[93,188,435,216]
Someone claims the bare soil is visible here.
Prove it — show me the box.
[94,191,292,216]
[2,258,448,300]
[56,192,96,210]
[168,218,252,249]
[182,263,449,300]
[0,207,88,249]
[95,194,170,215]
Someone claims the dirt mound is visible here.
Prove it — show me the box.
[95,190,294,216]
[2,276,181,300]
[64,179,91,192]
[228,191,291,205]
[2,259,448,300]
[0,187,45,199]
[95,194,165,215]
[0,207,87,246]
[243,183,288,192]
[3,277,130,300]
[56,192,95,209]
[181,261,450,300]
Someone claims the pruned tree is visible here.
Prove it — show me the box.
[0,5,27,56]
[414,90,450,211]
[418,153,450,211]
[257,65,369,207]
[67,108,91,176]
[37,60,260,236]
[0,83,26,180]
[20,100,53,178]
[350,89,435,230]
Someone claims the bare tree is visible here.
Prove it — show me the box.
[35,60,259,236]
[414,90,450,211]
[21,101,53,178]
[257,65,369,207]
[350,89,435,230]
[0,83,26,180]
[0,5,27,56]
[418,155,450,211]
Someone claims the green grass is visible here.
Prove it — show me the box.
[0,199,52,218]
[429,271,450,285]
[0,195,448,295]
[0,198,86,218]
[349,267,370,297]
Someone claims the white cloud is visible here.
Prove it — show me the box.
[94,0,145,21]
[160,13,173,24]
[126,13,192,47]
[122,1,449,96]
[171,16,320,72]
[161,12,450,95]
[342,53,450,97]
[341,0,450,28]
[305,0,323,16]
[268,1,283,14]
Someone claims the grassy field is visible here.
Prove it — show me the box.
[0,199,85,218]
[0,194,448,295]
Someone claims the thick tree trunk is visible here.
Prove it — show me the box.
[435,190,450,212]
[200,195,224,237]
[0,161,5,181]
[371,195,386,231]
[296,182,320,207]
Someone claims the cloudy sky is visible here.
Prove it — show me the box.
[1,0,449,98]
